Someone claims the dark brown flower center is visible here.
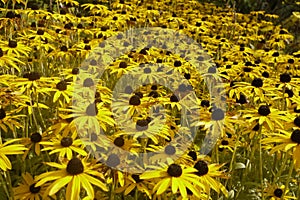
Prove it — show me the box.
[30,132,42,143]
[56,80,67,91]
[136,119,149,131]
[37,29,44,35]
[236,94,247,104]
[258,105,270,116]
[114,137,124,147]
[124,86,133,94]
[0,108,6,120]
[143,67,151,74]
[86,103,98,116]
[291,129,300,144]
[208,66,217,73]
[201,100,210,107]
[72,68,79,74]
[280,73,291,83]
[119,61,127,68]
[194,160,209,176]
[132,174,143,183]
[262,71,269,78]
[23,72,41,81]
[221,140,229,145]
[60,137,73,147]
[29,183,41,194]
[66,158,84,175]
[251,78,263,88]
[8,40,17,48]
[91,132,98,141]
[60,45,68,52]
[294,116,300,127]
[164,145,176,155]
[83,78,94,87]
[151,85,158,90]
[273,188,283,198]
[188,151,197,161]
[129,95,141,106]
[170,94,179,102]
[167,164,182,177]
[106,154,120,167]
[211,108,225,120]
[174,60,182,67]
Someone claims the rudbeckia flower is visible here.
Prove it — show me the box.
[40,131,87,159]
[51,79,73,106]
[262,129,300,169]
[13,173,54,200]
[0,39,31,57]
[0,48,25,72]
[0,138,27,171]
[115,173,153,198]
[35,157,108,199]
[263,184,296,200]
[193,160,228,197]
[243,105,290,131]
[140,162,204,199]
[0,107,24,133]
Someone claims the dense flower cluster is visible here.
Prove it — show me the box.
[0,0,299,199]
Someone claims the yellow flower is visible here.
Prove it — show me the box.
[35,157,108,199]
[40,131,87,160]
[263,184,296,200]
[115,173,153,198]
[262,129,300,169]
[0,138,27,171]
[193,160,228,197]
[21,131,50,160]
[0,107,24,133]
[13,173,54,200]
[140,162,204,199]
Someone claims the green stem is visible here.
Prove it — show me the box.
[259,127,264,200]
[0,172,10,200]
[224,132,241,189]
[284,158,294,196]
[273,152,288,183]
[4,171,13,200]
[134,188,139,200]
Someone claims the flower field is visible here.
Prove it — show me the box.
[0,0,300,199]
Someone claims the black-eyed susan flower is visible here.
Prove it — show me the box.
[0,39,31,57]
[35,157,108,199]
[0,138,27,171]
[40,131,87,159]
[115,173,153,198]
[51,79,73,106]
[21,131,50,160]
[193,160,228,197]
[262,129,300,169]
[0,107,24,133]
[13,173,54,200]
[68,101,115,134]
[243,105,290,131]
[263,184,296,200]
[140,162,204,199]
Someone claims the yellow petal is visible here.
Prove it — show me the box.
[156,178,171,195]
[49,176,73,195]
